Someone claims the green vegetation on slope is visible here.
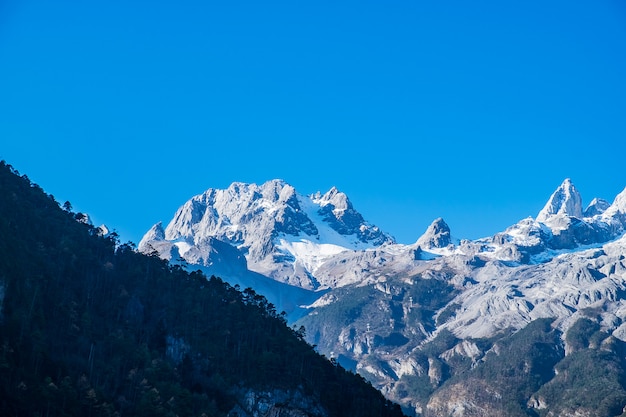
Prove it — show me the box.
[0,161,405,417]
[395,315,626,417]
[532,318,626,417]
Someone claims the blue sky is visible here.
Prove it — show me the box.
[1,0,625,245]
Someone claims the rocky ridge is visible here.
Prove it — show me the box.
[140,178,626,416]
[140,180,392,290]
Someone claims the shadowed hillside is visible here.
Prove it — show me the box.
[0,161,405,417]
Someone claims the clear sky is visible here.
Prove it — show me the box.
[1,0,625,245]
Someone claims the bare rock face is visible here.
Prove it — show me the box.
[426,381,501,417]
[547,216,611,249]
[584,197,610,217]
[416,218,452,249]
[536,178,583,223]
[138,222,166,253]
[313,187,389,245]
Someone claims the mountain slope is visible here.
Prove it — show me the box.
[0,161,405,417]
[141,177,626,416]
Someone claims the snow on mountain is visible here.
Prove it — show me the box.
[602,186,626,229]
[139,180,394,291]
[455,180,626,263]
[536,178,583,223]
[443,235,626,339]
[584,197,610,217]
[415,218,454,250]
[140,178,626,297]
[310,186,389,245]
[139,177,626,415]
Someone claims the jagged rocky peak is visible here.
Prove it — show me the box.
[163,193,210,241]
[143,180,394,250]
[139,222,165,248]
[270,182,318,237]
[258,179,297,205]
[139,179,395,290]
[225,179,304,216]
[584,198,611,217]
[314,186,350,215]
[416,217,452,249]
[160,179,312,243]
[312,186,393,245]
[536,178,583,223]
[603,187,626,220]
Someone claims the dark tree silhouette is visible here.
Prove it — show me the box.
[0,160,405,417]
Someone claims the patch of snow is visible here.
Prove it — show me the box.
[173,240,193,257]
[602,187,626,220]
[276,239,347,274]
[294,194,382,250]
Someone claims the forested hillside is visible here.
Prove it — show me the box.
[0,161,405,417]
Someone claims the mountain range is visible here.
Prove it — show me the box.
[140,178,626,416]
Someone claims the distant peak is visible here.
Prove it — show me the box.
[321,186,342,199]
[263,178,289,188]
[602,186,626,220]
[312,186,350,212]
[138,222,165,252]
[416,217,452,249]
[153,221,166,238]
[259,179,295,200]
[583,198,610,218]
[536,178,583,222]
[223,179,287,191]
[431,217,448,227]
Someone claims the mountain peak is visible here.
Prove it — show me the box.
[602,186,626,224]
[308,186,393,246]
[583,198,611,217]
[313,186,350,214]
[416,217,452,249]
[536,178,583,223]
[140,180,393,289]
[138,222,165,251]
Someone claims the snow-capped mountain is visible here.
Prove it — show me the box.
[140,178,626,416]
[140,178,626,309]
[536,178,583,223]
[139,179,393,290]
[414,217,455,250]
